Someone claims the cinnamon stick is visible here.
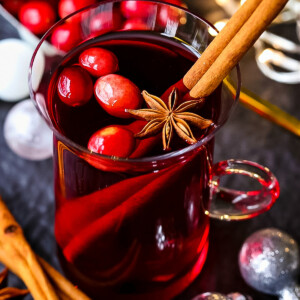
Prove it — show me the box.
[0,199,58,300]
[0,197,91,300]
[189,0,288,98]
[58,0,289,275]
[183,0,262,90]
[38,258,90,300]
[127,0,289,158]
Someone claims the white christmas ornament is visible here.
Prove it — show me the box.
[4,99,53,160]
[0,39,44,102]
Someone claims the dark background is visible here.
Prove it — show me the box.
[0,1,299,299]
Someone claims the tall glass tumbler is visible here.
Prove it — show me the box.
[29,1,279,299]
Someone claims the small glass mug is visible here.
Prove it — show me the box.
[29,1,279,299]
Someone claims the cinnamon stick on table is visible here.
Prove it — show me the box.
[0,196,90,300]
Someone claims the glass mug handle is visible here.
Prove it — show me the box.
[206,159,280,221]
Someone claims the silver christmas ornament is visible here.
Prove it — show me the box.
[192,293,251,300]
[4,99,52,160]
[239,228,300,300]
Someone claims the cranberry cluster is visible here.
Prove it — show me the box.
[1,0,185,157]
[1,0,185,51]
[57,47,142,158]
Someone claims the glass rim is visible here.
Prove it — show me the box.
[29,0,241,164]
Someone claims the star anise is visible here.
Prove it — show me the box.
[0,268,29,299]
[127,88,213,150]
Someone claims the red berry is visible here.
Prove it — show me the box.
[94,74,142,119]
[2,0,27,16]
[58,0,96,19]
[122,19,150,31]
[50,22,81,52]
[19,1,56,35]
[57,66,93,106]
[79,48,119,77]
[89,11,122,37]
[87,126,136,158]
[120,1,156,19]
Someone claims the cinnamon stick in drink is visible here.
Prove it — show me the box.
[183,0,263,90]
[189,0,289,98]
[129,0,288,157]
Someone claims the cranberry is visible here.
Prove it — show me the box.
[94,74,142,119]
[19,1,56,35]
[122,19,150,31]
[89,11,122,37]
[120,1,156,20]
[50,22,81,52]
[158,0,185,27]
[2,0,27,16]
[57,66,93,106]
[58,0,96,19]
[87,126,136,158]
[79,48,119,77]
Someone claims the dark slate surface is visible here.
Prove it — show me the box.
[0,2,299,300]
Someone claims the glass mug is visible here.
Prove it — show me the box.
[29,1,279,299]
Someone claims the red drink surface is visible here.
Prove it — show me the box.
[50,32,220,299]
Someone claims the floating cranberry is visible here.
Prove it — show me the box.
[79,48,119,77]
[87,126,136,158]
[58,0,96,19]
[120,1,156,20]
[122,19,150,31]
[19,1,56,35]
[89,11,122,37]
[50,22,81,52]
[94,74,142,119]
[57,66,93,106]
